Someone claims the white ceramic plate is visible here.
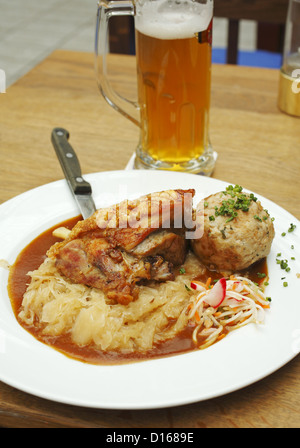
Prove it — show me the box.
[0,170,299,410]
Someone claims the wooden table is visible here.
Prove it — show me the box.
[0,50,299,428]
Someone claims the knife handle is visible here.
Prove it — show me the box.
[51,128,92,195]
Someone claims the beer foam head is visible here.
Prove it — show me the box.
[135,0,213,40]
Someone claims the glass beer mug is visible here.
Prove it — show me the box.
[95,0,215,174]
[278,0,300,117]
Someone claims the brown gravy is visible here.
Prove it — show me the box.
[8,216,268,365]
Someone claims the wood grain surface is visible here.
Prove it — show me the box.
[0,50,299,428]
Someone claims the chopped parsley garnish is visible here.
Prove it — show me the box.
[276,249,295,286]
[212,185,258,223]
[179,268,186,274]
[280,259,288,269]
[276,258,291,272]
[288,223,296,233]
[220,228,227,239]
[282,224,296,237]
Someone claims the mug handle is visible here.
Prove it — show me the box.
[95,0,140,127]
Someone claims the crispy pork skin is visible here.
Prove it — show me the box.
[48,189,194,304]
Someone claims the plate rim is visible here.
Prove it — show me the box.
[0,169,299,410]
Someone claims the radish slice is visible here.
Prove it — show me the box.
[190,281,206,292]
[233,281,243,293]
[225,298,244,307]
[204,278,226,308]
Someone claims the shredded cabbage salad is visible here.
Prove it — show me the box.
[187,275,270,349]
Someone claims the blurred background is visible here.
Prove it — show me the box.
[0,0,286,88]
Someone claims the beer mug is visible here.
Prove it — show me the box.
[278,0,300,117]
[95,0,215,175]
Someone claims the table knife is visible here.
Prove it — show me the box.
[51,127,96,219]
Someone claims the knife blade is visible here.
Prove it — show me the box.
[51,127,96,219]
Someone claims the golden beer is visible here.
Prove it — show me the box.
[136,29,211,165]
[95,0,215,174]
[134,1,213,171]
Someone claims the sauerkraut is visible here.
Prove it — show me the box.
[19,253,203,353]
